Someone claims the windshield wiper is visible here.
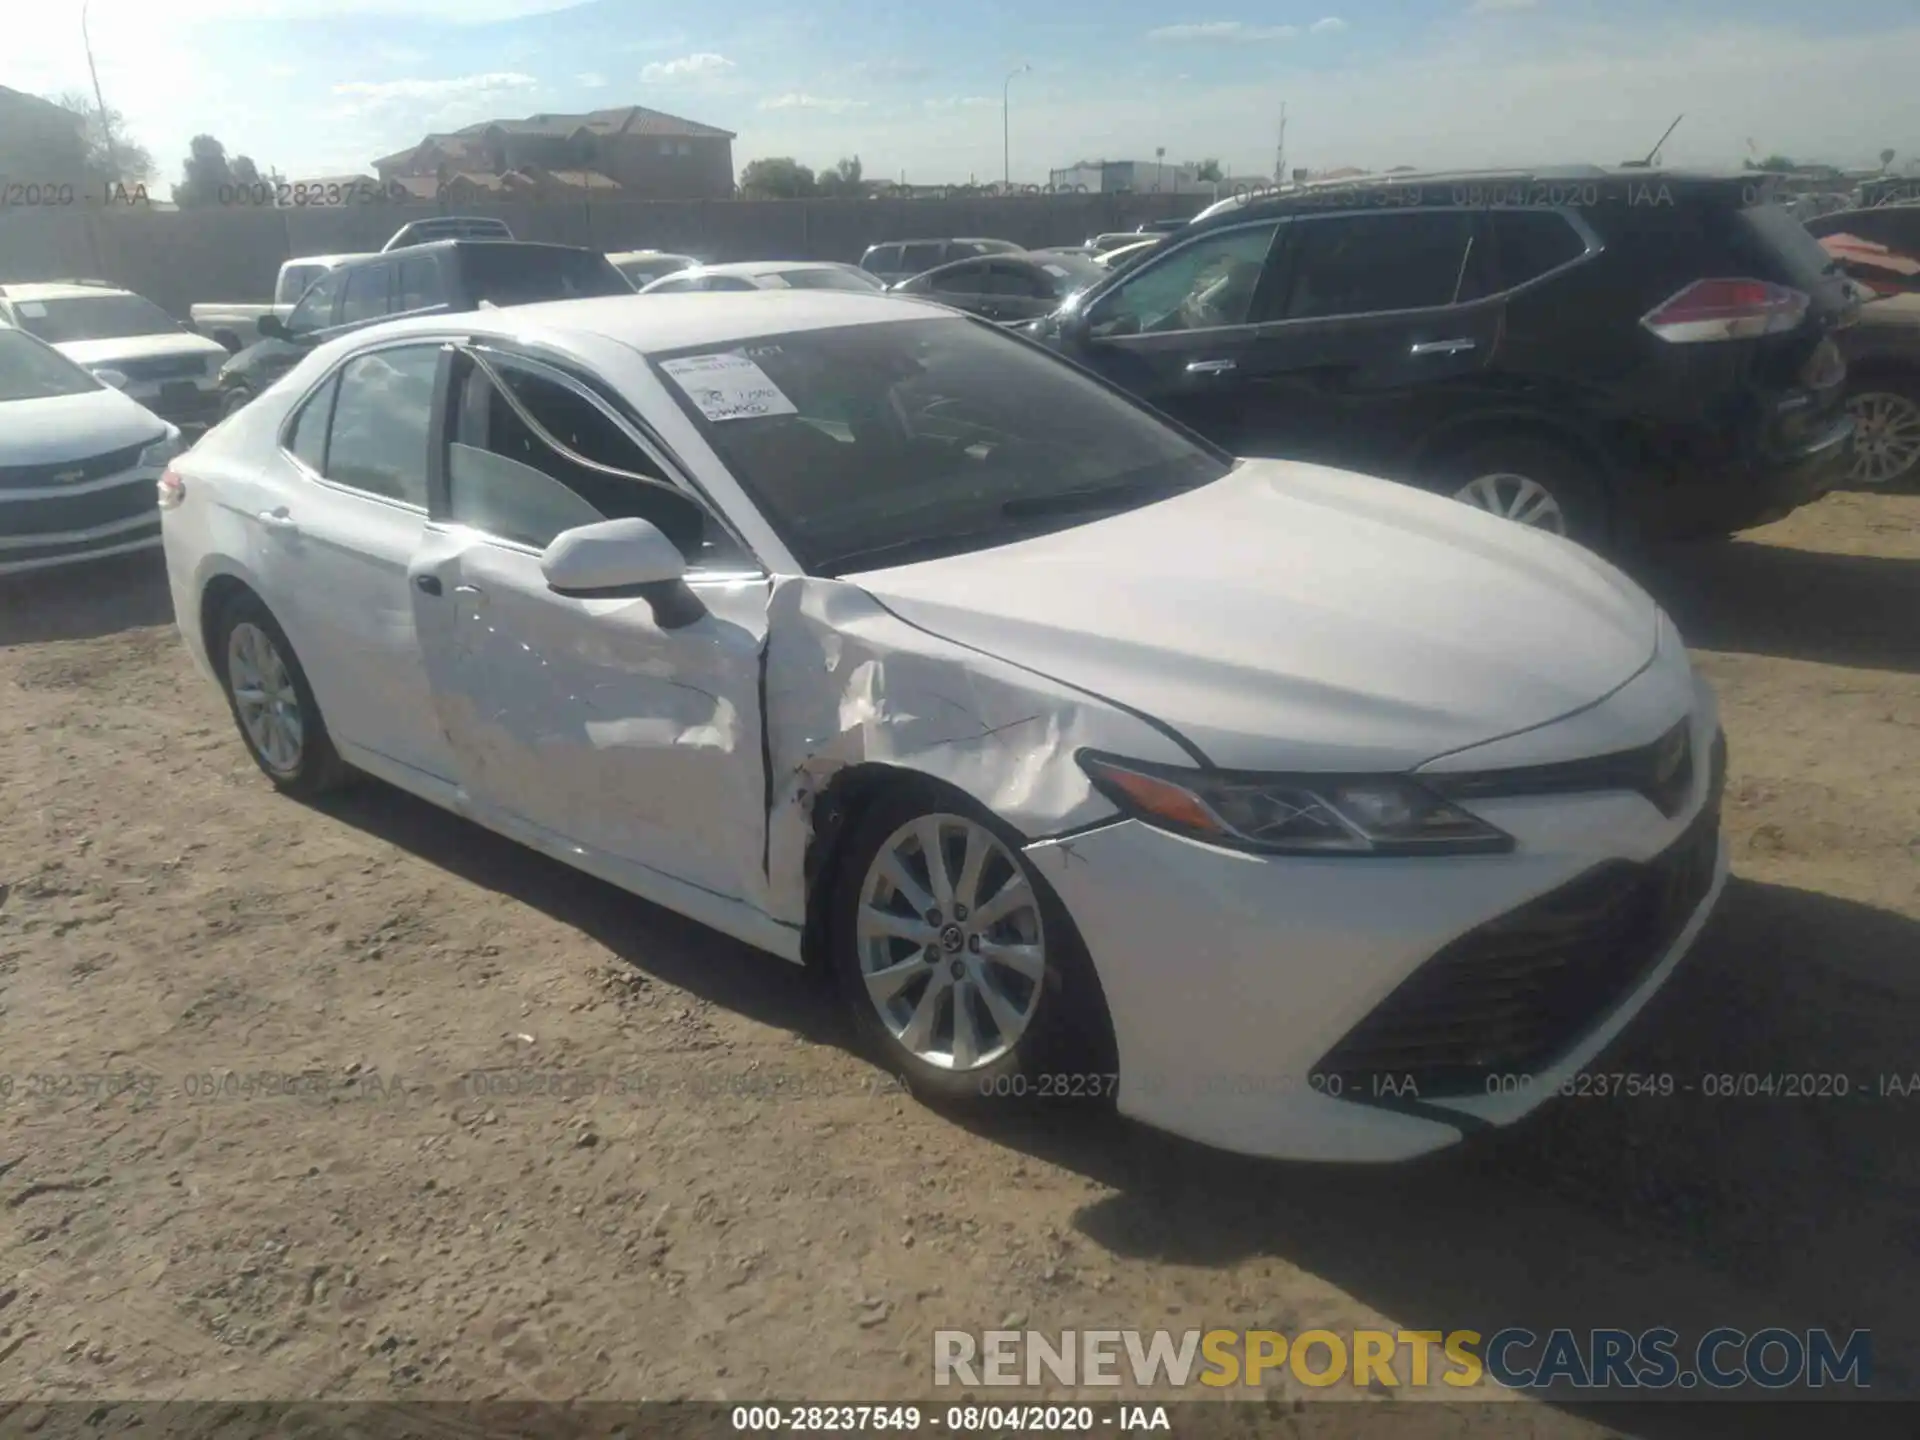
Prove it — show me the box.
[999,477,1188,519]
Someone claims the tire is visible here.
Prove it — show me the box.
[1427,435,1612,548]
[211,590,350,797]
[220,385,254,419]
[826,778,1117,1108]
[1843,374,1920,490]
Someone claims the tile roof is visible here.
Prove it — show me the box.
[452,105,734,141]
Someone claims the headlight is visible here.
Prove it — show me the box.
[139,425,184,469]
[1077,751,1514,856]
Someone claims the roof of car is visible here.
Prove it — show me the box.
[287,254,371,270]
[661,260,864,281]
[0,281,138,301]
[607,250,698,264]
[351,290,949,355]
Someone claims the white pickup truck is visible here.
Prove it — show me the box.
[189,253,370,352]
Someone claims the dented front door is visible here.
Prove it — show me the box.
[411,525,772,907]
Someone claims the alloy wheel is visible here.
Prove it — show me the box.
[1846,390,1920,487]
[855,813,1047,1072]
[1451,473,1569,534]
[226,621,304,774]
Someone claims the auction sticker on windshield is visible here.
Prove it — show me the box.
[660,352,797,422]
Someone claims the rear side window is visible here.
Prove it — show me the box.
[862,245,901,273]
[1283,211,1478,319]
[284,374,337,472]
[1487,211,1589,291]
[322,345,440,506]
[931,263,989,295]
[276,265,324,305]
[900,243,945,274]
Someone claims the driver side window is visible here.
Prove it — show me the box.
[445,354,752,571]
[1087,222,1281,337]
[288,268,347,333]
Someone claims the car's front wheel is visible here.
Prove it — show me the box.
[828,780,1115,1106]
[212,591,349,797]
[1433,435,1610,547]
[1845,376,1920,488]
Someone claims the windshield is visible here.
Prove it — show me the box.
[0,328,105,401]
[779,268,887,292]
[11,294,182,342]
[651,315,1230,575]
[460,247,633,306]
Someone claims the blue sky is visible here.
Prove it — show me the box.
[12,0,1920,188]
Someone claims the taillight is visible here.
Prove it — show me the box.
[1640,278,1809,343]
[157,467,185,509]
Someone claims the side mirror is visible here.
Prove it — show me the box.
[539,517,706,628]
[93,368,130,390]
[257,315,291,341]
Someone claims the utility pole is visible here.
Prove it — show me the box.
[81,0,119,181]
[1003,64,1031,194]
[1273,102,1288,187]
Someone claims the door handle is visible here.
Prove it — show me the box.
[453,584,487,610]
[1186,358,1238,374]
[1409,338,1478,357]
[413,574,443,596]
[256,507,298,532]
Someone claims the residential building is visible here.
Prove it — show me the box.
[372,106,736,201]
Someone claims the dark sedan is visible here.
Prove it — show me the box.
[890,250,1107,324]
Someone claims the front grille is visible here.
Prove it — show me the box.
[0,518,162,568]
[0,440,149,492]
[1,480,160,538]
[1313,732,1726,1100]
[117,353,211,382]
[1426,717,1695,818]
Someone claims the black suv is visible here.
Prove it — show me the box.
[217,240,630,414]
[1029,168,1858,547]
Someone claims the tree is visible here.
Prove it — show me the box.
[1746,153,1796,172]
[816,156,864,197]
[1881,148,1898,172]
[173,134,238,206]
[1188,158,1223,183]
[231,155,262,186]
[49,91,155,187]
[738,156,816,199]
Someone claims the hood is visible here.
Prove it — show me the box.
[849,460,1659,773]
[0,387,169,464]
[57,333,226,368]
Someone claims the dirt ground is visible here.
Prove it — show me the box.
[2,490,1917,1436]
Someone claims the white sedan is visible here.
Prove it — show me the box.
[160,292,1727,1162]
[636,261,887,294]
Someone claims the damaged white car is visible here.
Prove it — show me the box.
[161,292,1728,1162]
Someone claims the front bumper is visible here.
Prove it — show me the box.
[1,464,165,576]
[1025,671,1727,1163]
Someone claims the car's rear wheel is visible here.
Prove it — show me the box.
[212,592,348,797]
[827,779,1115,1106]
[1845,377,1920,488]
[1433,436,1611,547]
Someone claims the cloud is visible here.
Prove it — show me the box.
[1310,16,1349,33]
[1147,21,1297,41]
[924,96,998,110]
[640,52,735,81]
[1469,0,1538,10]
[577,71,609,87]
[760,93,870,113]
[332,71,537,102]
